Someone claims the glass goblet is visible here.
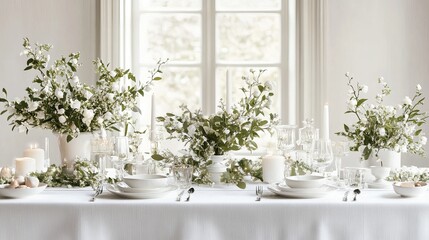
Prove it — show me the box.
[111,136,130,181]
[332,141,350,180]
[275,125,296,157]
[311,139,334,175]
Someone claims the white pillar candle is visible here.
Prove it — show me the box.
[15,157,36,176]
[151,93,156,141]
[226,70,232,113]
[262,155,285,183]
[23,147,45,172]
[322,103,330,140]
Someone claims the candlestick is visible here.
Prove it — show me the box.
[23,145,45,172]
[15,157,36,176]
[262,155,285,183]
[151,93,156,141]
[226,70,232,112]
[322,103,330,140]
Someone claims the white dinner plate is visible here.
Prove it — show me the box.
[116,182,172,193]
[268,184,336,198]
[0,183,47,199]
[275,183,334,193]
[107,184,178,199]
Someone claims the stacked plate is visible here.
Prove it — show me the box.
[107,174,177,199]
[268,175,336,198]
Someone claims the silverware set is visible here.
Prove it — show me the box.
[176,187,194,202]
[256,185,263,201]
[342,189,361,202]
[90,184,104,202]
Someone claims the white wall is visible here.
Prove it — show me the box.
[326,0,429,167]
[0,0,98,167]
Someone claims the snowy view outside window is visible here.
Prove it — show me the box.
[137,0,282,122]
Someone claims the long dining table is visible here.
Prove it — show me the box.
[0,184,428,240]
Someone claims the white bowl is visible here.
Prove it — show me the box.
[393,182,428,197]
[123,174,168,189]
[285,175,325,188]
[0,183,47,198]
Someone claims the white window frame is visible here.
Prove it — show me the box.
[98,0,329,127]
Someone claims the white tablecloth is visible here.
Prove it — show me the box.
[1,185,429,240]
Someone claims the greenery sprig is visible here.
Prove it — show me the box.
[221,158,263,189]
[30,160,103,188]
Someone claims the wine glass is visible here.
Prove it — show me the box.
[112,136,130,181]
[275,125,296,156]
[331,141,350,180]
[311,139,334,175]
[297,119,319,165]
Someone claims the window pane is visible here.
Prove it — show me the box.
[140,14,201,64]
[215,67,280,114]
[140,0,201,11]
[216,0,281,11]
[216,13,281,63]
[140,67,202,119]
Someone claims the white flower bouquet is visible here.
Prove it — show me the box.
[0,38,166,141]
[336,73,428,160]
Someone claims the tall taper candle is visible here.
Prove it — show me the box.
[322,103,330,140]
[226,70,232,112]
[151,93,156,141]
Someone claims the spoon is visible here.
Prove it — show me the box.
[185,187,195,202]
[352,189,361,201]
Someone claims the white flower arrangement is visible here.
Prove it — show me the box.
[0,38,166,141]
[386,166,429,182]
[337,73,428,161]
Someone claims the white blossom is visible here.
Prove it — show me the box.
[84,90,93,99]
[59,116,67,124]
[421,136,427,145]
[57,108,65,114]
[71,59,78,65]
[109,71,116,77]
[36,111,45,119]
[187,124,197,137]
[18,125,27,133]
[252,88,261,97]
[417,84,422,91]
[71,100,81,109]
[361,85,368,93]
[403,96,412,105]
[378,128,386,136]
[72,76,80,85]
[82,109,95,125]
[28,101,39,112]
[264,81,273,90]
[104,112,113,120]
[55,89,64,99]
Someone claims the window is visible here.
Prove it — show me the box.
[129,0,294,126]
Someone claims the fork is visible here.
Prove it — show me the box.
[255,185,263,201]
[90,184,103,202]
[176,189,185,202]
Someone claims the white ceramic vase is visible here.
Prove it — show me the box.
[58,133,93,171]
[207,155,227,184]
[362,149,401,170]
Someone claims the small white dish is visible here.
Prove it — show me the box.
[107,184,177,199]
[123,174,168,189]
[285,175,325,188]
[116,182,171,193]
[0,183,47,199]
[393,181,428,197]
[275,183,333,193]
[268,184,336,198]
[367,181,392,189]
